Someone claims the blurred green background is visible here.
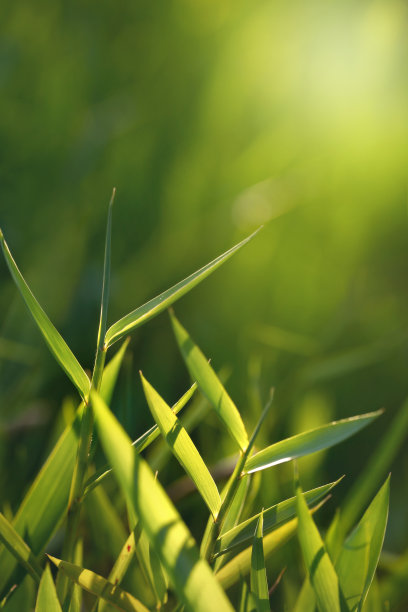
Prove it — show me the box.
[1,0,407,607]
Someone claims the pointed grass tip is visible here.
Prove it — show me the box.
[110,187,116,206]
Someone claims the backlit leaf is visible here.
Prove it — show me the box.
[250,513,269,612]
[35,565,62,612]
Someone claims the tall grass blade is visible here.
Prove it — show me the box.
[250,512,269,612]
[0,230,90,401]
[244,411,381,474]
[105,228,261,348]
[100,338,131,405]
[141,373,221,518]
[96,189,115,353]
[239,581,256,612]
[170,311,248,451]
[0,513,42,583]
[91,390,234,612]
[35,565,62,612]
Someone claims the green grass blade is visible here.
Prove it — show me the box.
[0,513,42,584]
[215,480,341,557]
[69,539,83,612]
[170,311,248,451]
[141,373,221,518]
[239,581,256,612]
[96,189,115,353]
[91,390,234,612]
[105,228,261,348]
[0,230,90,401]
[244,411,382,474]
[296,485,346,612]
[250,512,269,612]
[335,477,390,611]
[100,338,131,405]
[48,556,149,612]
[35,565,62,612]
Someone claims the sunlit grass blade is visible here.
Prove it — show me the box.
[239,581,256,612]
[91,390,234,612]
[244,411,382,474]
[0,230,90,401]
[97,531,136,612]
[215,479,341,557]
[100,338,131,405]
[141,373,221,518]
[48,556,149,612]
[251,512,269,612]
[69,539,83,612]
[104,228,261,348]
[296,485,346,612]
[170,311,248,451]
[35,565,62,612]
[0,512,42,584]
[335,477,390,611]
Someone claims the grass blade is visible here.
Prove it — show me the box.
[91,390,234,612]
[48,556,149,612]
[250,512,269,612]
[35,565,62,612]
[0,230,90,401]
[100,338,131,405]
[170,311,248,451]
[141,373,221,518]
[0,513,42,584]
[96,189,115,353]
[104,228,261,348]
[244,411,381,474]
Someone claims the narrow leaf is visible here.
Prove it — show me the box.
[96,189,115,352]
[35,565,62,612]
[141,374,221,518]
[170,311,248,451]
[250,512,269,612]
[100,338,131,406]
[244,411,381,474]
[0,230,90,401]
[0,512,42,583]
[105,228,261,347]
[239,581,256,612]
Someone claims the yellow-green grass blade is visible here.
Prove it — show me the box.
[0,230,90,402]
[215,479,341,558]
[250,512,269,612]
[335,478,390,612]
[91,390,234,612]
[96,189,115,353]
[35,565,62,612]
[0,513,42,584]
[141,374,221,518]
[296,486,346,612]
[104,228,261,348]
[170,311,248,451]
[68,539,83,612]
[100,338,131,405]
[244,411,382,474]
[239,581,256,612]
[48,556,149,612]
[98,531,136,612]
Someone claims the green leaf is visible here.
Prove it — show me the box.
[96,188,115,353]
[170,311,248,451]
[250,512,269,612]
[296,485,346,612]
[100,338,131,406]
[0,512,42,583]
[215,480,341,557]
[141,373,221,518]
[48,556,149,612]
[91,390,234,612]
[0,230,90,401]
[244,411,381,474]
[335,477,390,612]
[35,565,62,612]
[239,581,256,612]
[104,228,261,348]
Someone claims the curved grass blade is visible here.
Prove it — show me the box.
[244,411,382,474]
[105,228,261,348]
[251,512,269,612]
[35,565,62,612]
[170,311,248,451]
[0,513,42,584]
[0,230,90,401]
[91,390,234,612]
[141,373,221,518]
[48,556,149,612]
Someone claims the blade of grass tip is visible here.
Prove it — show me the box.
[104,227,262,348]
[35,565,62,612]
[141,373,221,519]
[244,410,382,474]
[251,512,270,612]
[0,512,42,584]
[0,229,90,401]
[91,390,234,612]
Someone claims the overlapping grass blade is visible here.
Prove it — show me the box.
[0,512,42,583]
[35,565,62,612]
[250,512,269,612]
[48,556,149,612]
[69,539,83,612]
[335,477,390,611]
[239,581,256,612]
[244,411,381,474]
[170,311,248,451]
[97,531,136,612]
[141,373,221,518]
[0,230,90,401]
[91,390,233,612]
[104,228,261,348]
[215,480,340,557]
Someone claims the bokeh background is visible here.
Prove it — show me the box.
[1,0,407,608]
